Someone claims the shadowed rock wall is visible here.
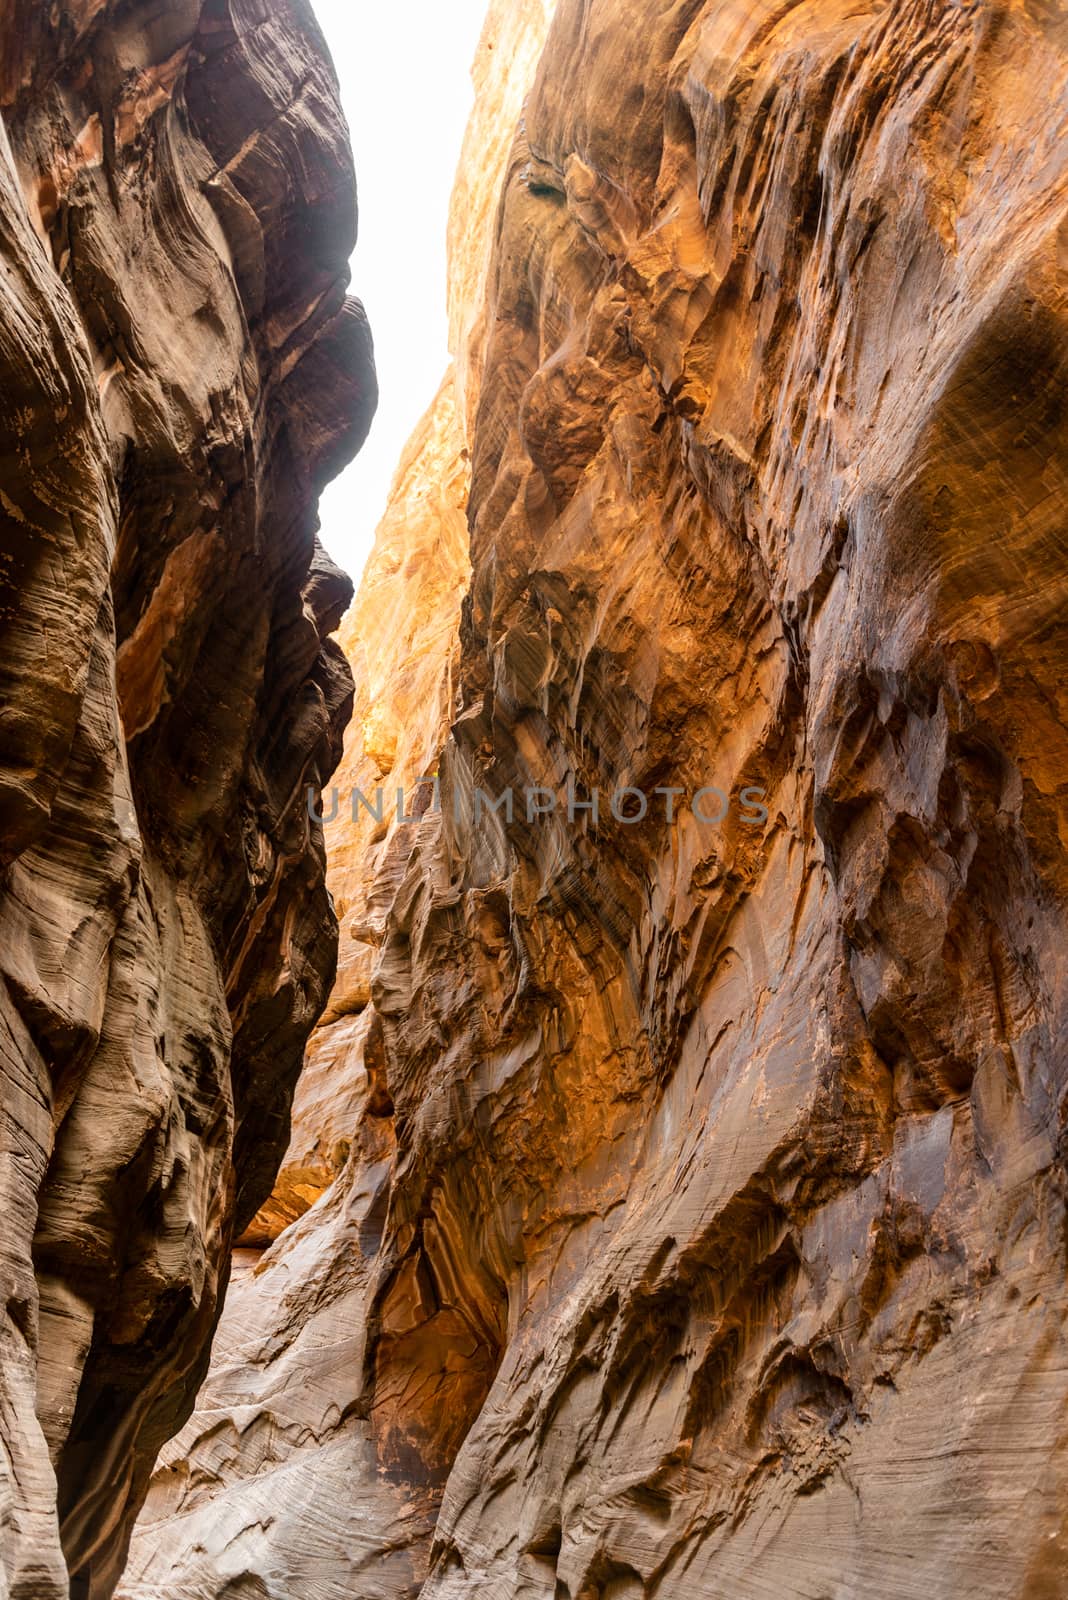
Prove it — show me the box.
[124,2,1068,1598]
[0,1,374,1593]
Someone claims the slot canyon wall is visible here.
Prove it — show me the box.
[118,0,1068,1596]
[0,2,374,1595]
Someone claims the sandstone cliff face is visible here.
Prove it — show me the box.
[126,2,1068,1598]
[0,3,373,1595]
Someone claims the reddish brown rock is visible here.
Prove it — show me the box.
[0,2,373,1595]
[125,2,1068,1598]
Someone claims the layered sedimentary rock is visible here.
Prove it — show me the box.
[0,2,373,1595]
[126,2,1068,1598]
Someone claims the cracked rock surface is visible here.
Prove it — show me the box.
[0,2,373,1594]
[125,2,1067,1598]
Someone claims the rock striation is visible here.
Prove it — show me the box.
[0,2,374,1595]
[125,2,1068,1599]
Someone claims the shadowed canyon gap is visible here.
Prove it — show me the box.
[0,1,374,1594]
[3,0,1068,1597]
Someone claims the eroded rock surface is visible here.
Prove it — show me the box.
[0,2,373,1594]
[125,2,1068,1598]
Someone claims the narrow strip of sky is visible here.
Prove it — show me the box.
[312,0,489,584]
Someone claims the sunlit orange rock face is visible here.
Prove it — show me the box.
[0,2,373,1595]
[125,1,1067,1597]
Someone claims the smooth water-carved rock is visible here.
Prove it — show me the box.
[126,2,1068,1598]
[0,2,374,1594]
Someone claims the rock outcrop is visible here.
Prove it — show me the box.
[125,2,1068,1598]
[0,2,374,1595]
